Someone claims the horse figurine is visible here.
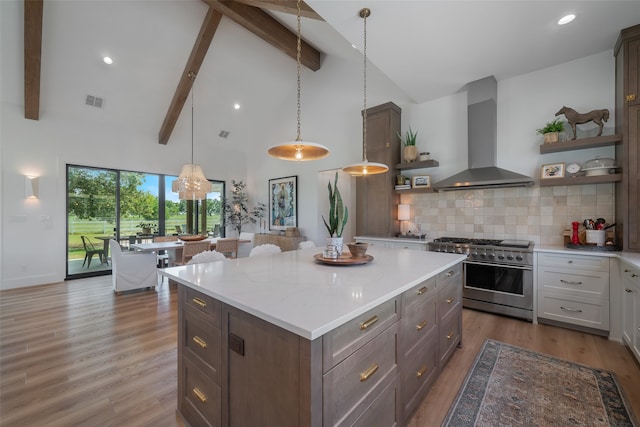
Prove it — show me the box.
[555,106,609,140]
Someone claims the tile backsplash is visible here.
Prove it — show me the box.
[401,183,615,246]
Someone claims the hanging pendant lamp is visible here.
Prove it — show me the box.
[172,71,212,200]
[267,0,330,161]
[343,8,388,176]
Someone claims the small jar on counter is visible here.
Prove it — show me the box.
[419,152,431,161]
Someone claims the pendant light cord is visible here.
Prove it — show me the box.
[361,8,369,162]
[188,71,196,164]
[295,0,302,142]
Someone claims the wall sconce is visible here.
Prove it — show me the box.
[25,176,39,199]
[398,204,410,235]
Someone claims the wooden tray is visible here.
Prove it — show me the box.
[178,235,207,242]
[313,253,374,266]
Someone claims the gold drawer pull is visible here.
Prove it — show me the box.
[192,297,207,308]
[447,270,454,277]
[560,279,582,285]
[627,94,636,102]
[561,306,582,313]
[447,331,454,340]
[192,335,207,349]
[360,315,379,330]
[416,320,428,331]
[416,365,428,378]
[192,387,207,403]
[359,363,379,382]
[446,297,454,304]
[417,286,428,295]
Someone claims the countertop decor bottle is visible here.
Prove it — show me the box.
[571,221,580,245]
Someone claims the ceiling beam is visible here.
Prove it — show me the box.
[158,7,223,145]
[24,0,43,120]
[204,0,321,71]
[232,0,323,20]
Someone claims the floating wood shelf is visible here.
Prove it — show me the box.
[539,134,622,154]
[539,173,622,186]
[394,187,436,194]
[395,159,439,170]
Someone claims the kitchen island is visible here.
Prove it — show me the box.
[160,246,466,427]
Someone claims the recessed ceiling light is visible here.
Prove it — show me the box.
[558,14,575,25]
[234,103,240,110]
[103,56,113,65]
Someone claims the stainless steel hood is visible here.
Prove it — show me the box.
[433,76,534,191]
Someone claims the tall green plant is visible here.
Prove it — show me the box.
[322,172,348,237]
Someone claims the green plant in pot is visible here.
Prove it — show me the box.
[322,172,348,254]
[536,118,564,144]
[137,222,156,234]
[398,127,419,162]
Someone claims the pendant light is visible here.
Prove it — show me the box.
[343,8,388,176]
[267,0,330,161]
[172,71,212,200]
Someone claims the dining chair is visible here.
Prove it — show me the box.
[174,241,210,265]
[188,250,227,264]
[81,236,107,268]
[298,241,316,249]
[249,244,282,257]
[109,240,157,294]
[238,232,255,258]
[216,238,239,259]
[153,235,179,268]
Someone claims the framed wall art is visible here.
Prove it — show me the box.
[541,163,565,179]
[411,175,431,188]
[269,176,298,231]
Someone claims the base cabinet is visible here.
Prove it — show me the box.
[177,263,463,427]
[622,262,640,363]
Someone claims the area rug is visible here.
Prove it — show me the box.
[442,339,638,427]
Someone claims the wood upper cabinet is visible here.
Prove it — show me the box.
[615,24,640,251]
[356,102,401,237]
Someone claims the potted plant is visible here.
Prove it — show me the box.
[536,119,564,144]
[222,180,266,236]
[137,222,156,235]
[398,127,418,162]
[322,172,348,254]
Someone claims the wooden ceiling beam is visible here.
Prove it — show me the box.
[24,0,43,120]
[232,0,323,20]
[204,0,321,71]
[158,7,223,145]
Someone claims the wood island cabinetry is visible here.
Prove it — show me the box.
[615,24,640,251]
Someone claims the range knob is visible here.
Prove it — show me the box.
[480,251,487,258]
[506,254,514,260]
[498,254,505,260]
[516,254,523,261]
[471,250,478,257]
[488,253,495,259]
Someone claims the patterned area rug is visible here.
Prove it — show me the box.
[442,339,638,426]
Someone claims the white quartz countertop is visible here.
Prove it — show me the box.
[160,246,465,340]
[354,235,430,244]
[536,245,640,268]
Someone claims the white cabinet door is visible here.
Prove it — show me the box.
[622,263,640,363]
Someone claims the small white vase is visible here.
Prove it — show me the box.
[325,237,344,255]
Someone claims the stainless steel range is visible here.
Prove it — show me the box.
[428,237,534,321]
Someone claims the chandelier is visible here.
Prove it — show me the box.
[172,71,212,200]
[343,8,388,176]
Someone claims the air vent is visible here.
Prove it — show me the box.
[218,130,230,138]
[85,94,104,109]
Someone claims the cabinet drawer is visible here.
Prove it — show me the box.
[352,375,400,427]
[323,298,398,370]
[402,327,438,421]
[181,355,221,427]
[402,277,436,314]
[183,306,221,379]
[400,294,437,357]
[439,309,461,366]
[387,242,426,251]
[437,264,462,289]
[537,253,609,272]
[538,292,609,331]
[184,287,222,325]
[323,324,398,427]
[438,277,461,321]
[537,269,609,300]
[623,265,640,284]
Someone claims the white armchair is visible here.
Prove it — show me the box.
[238,232,255,258]
[109,240,158,293]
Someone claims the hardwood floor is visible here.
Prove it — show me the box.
[1,277,639,426]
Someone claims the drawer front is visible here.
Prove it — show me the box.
[537,252,609,272]
[323,298,398,370]
[323,324,398,427]
[387,242,426,251]
[181,355,221,427]
[352,375,401,427]
[438,277,462,321]
[402,277,437,314]
[402,327,438,420]
[437,264,462,289]
[400,294,437,358]
[537,292,609,331]
[183,287,222,325]
[183,306,221,378]
[537,269,609,300]
[623,265,640,284]
[439,308,461,366]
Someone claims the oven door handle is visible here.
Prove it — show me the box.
[464,261,532,271]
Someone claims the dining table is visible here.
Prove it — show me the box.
[94,236,115,262]
[130,237,251,263]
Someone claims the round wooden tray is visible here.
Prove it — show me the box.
[178,235,207,242]
[313,253,374,266]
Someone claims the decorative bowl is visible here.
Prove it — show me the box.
[346,242,369,258]
[178,234,207,242]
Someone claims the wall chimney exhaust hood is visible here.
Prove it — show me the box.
[433,76,534,191]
